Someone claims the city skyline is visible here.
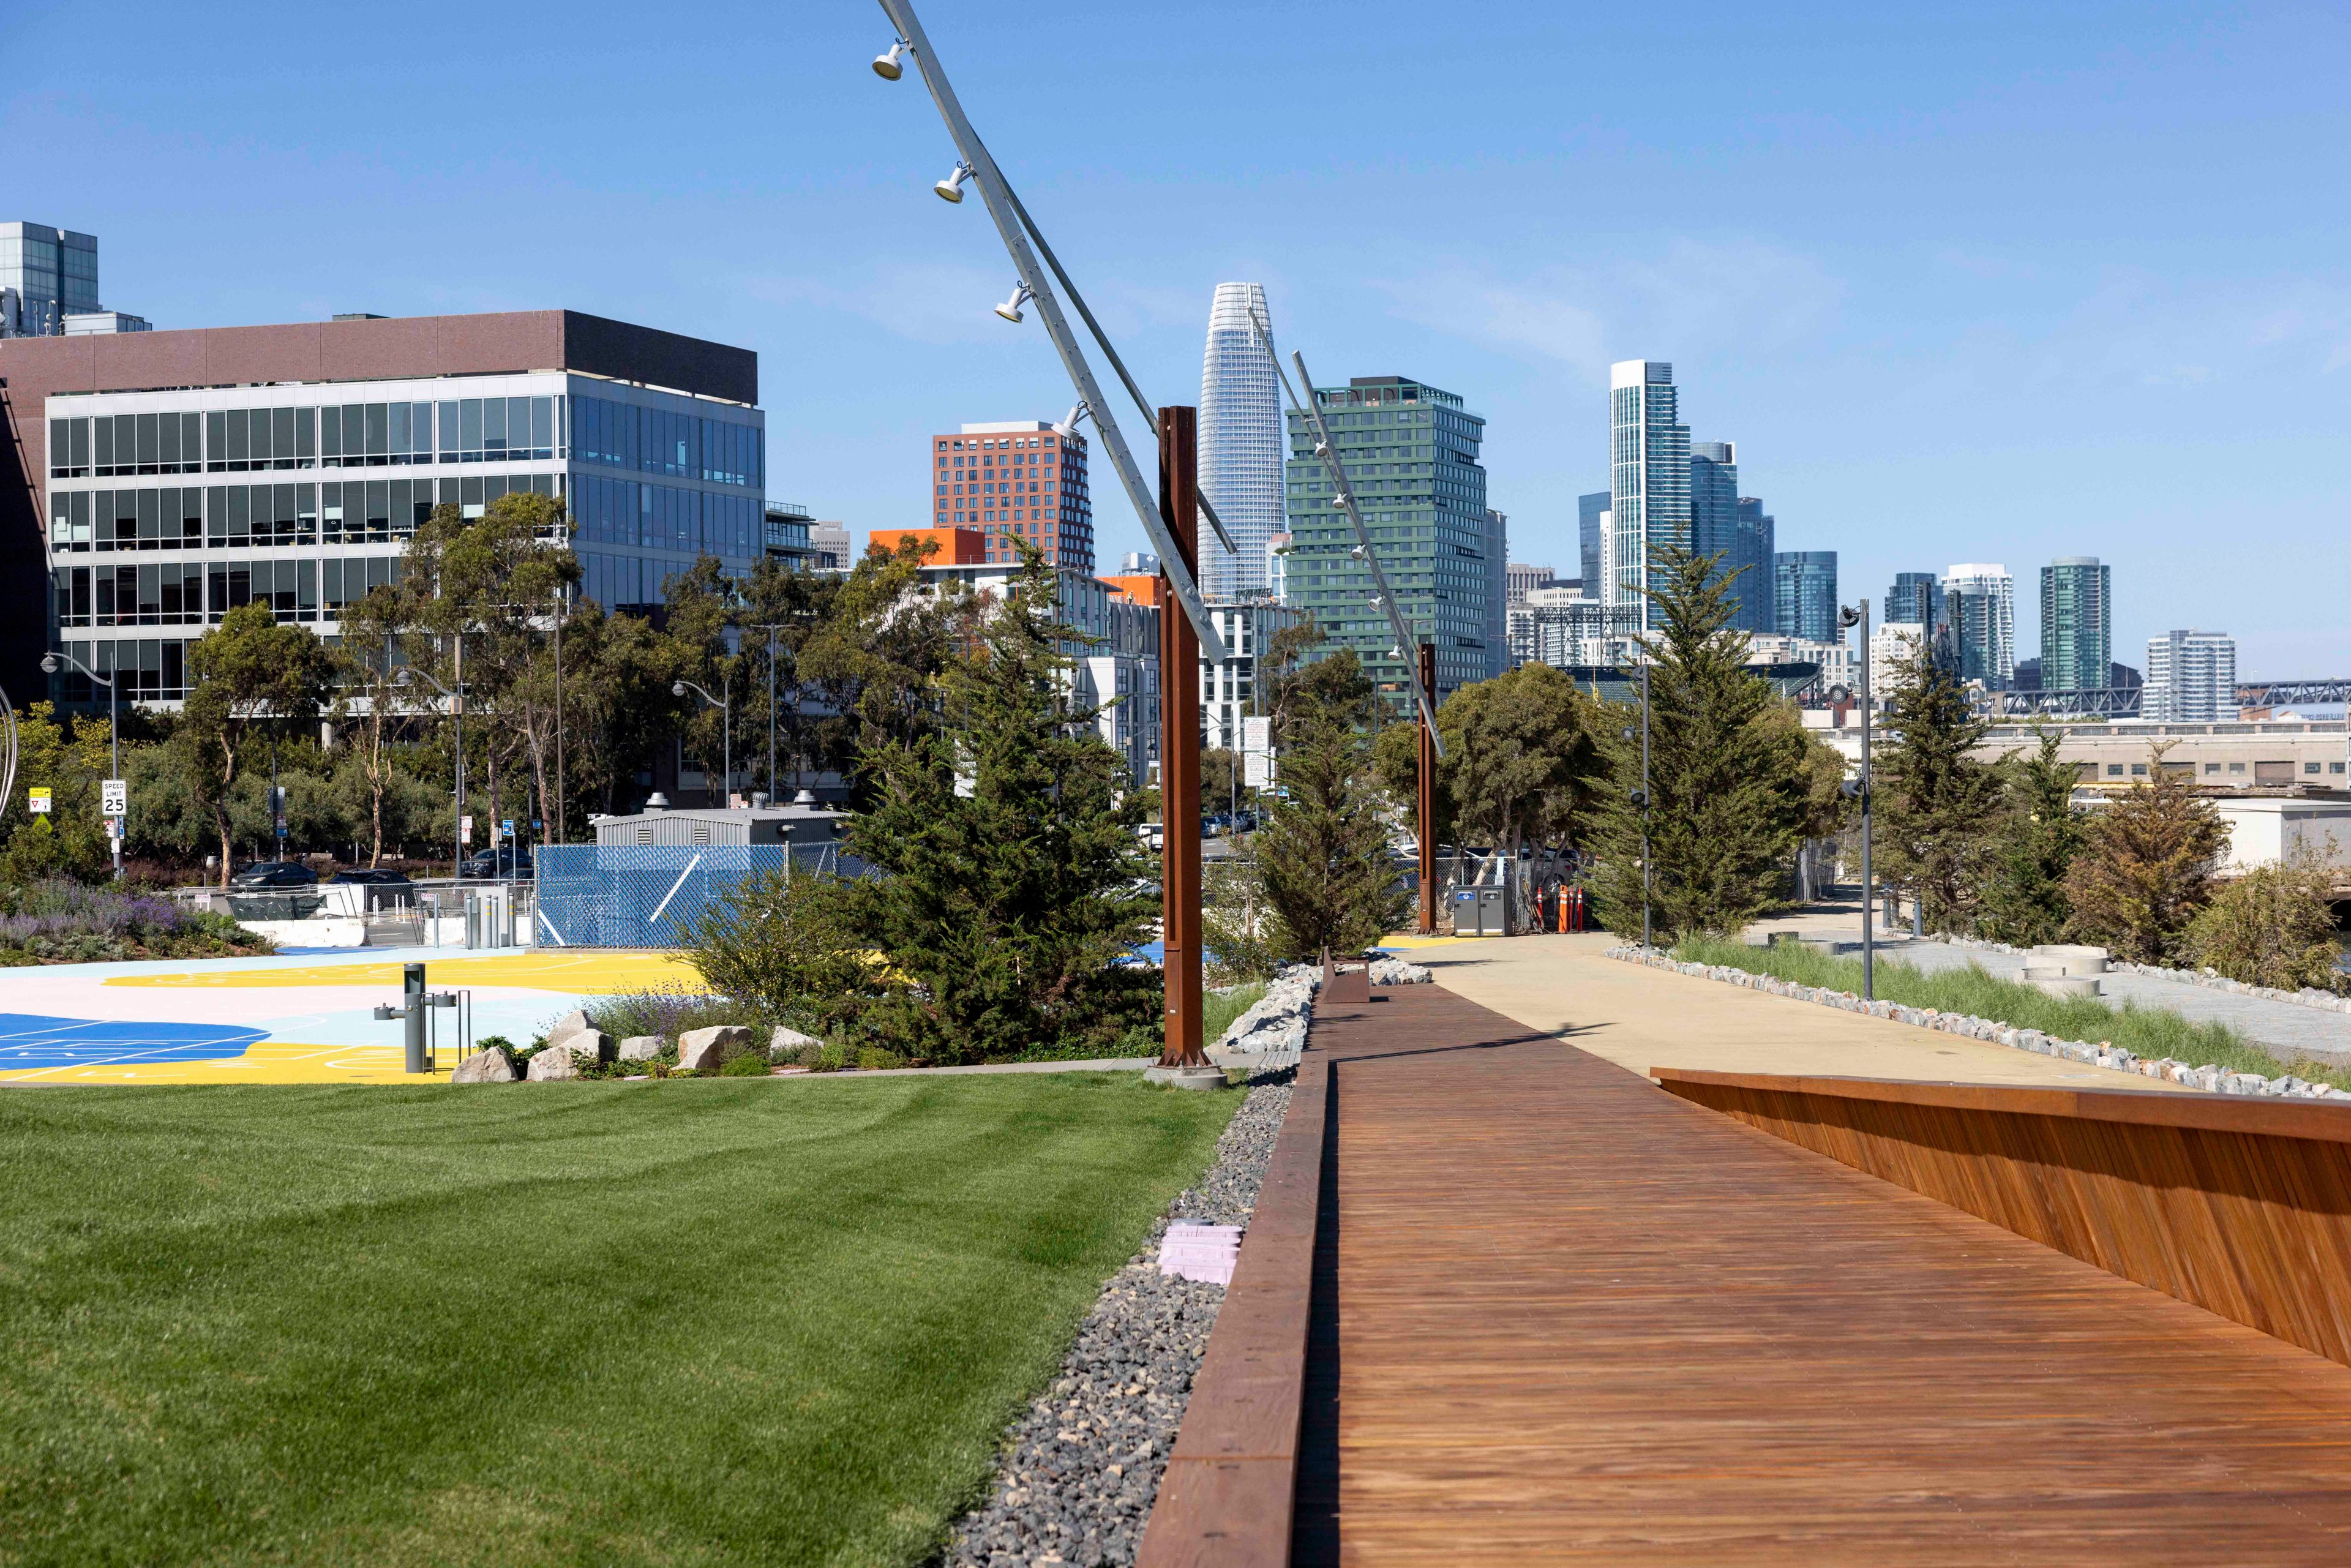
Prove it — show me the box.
[12,4,2350,673]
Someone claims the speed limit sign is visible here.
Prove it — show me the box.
[102,778,127,816]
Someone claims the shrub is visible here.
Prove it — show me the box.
[0,879,271,962]
[674,871,872,1036]
[719,1051,774,1077]
[2188,850,2344,992]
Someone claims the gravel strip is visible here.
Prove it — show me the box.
[945,1071,1297,1568]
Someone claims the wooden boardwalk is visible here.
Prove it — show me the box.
[1293,981,2351,1565]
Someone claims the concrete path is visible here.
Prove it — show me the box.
[1406,931,2192,1090]
[1894,939,2351,1066]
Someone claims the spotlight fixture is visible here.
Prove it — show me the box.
[1054,399,1091,436]
[934,162,972,203]
[872,40,908,80]
[993,282,1034,323]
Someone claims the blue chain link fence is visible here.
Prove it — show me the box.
[535,844,825,949]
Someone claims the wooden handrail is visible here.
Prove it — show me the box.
[1136,1048,1329,1567]
[1655,1067,2351,1368]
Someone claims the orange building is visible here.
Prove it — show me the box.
[1103,574,1166,607]
[869,525,986,565]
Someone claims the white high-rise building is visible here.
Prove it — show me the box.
[1606,361,1689,631]
[1198,283,1283,599]
[1943,563,2016,689]
[2144,630,2237,721]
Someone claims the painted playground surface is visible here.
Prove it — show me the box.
[0,947,705,1086]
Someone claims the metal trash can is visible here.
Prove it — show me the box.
[1476,885,1515,937]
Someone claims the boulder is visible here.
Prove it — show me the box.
[546,1029,615,1065]
[451,1046,518,1084]
[546,1008,596,1041]
[768,1025,822,1063]
[678,1024,759,1073]
[526,1048,580,1082]
[618,1035,665,1063]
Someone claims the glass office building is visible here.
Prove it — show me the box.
[1772,550,1839,645]
[1734,497,1775,633]
[1578,490,1608,592]
[1198,282,1284,599]
[1607,361,1689,629]
[1283,375,1492,711]
[1943,563,2015,689]
[2040,555,2112,694]
[21,310,766,708]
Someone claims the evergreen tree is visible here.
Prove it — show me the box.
[1588,546,1802,943]
[841,547,1157,1063]
[2064,743,2227,964]
[1254,700,1408,960]
[1979,726,2085,946]
[1873,641,2004,934]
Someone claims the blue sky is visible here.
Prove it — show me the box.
[12,0,2351,676]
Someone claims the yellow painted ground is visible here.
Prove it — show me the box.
[106,950,706,992]
[0,1040,450,1086]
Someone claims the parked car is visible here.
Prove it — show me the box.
[459,846,534,881]
[332,868,416,910]
[229,860,318,888]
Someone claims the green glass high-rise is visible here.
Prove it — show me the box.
[1283,375,1489,713]
[2040,555,2111,693]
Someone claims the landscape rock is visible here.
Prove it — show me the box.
[678,1024,758,1073]
[618,1035,664,1063]
[768,1025,822,1062]
[546,1008,596,1041]
[545,1029,615,1065]
[525,1048,581,1081]
[450,1046,517,1084]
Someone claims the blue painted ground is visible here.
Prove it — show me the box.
[0,1013,271,1071]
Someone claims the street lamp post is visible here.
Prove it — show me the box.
[674,678,732,806]
[395,664,467,876]
[748,624,789,805]
[40,650,119,880]
[1840,600,1875,1001]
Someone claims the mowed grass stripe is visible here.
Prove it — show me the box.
[0,1075,1239,1567]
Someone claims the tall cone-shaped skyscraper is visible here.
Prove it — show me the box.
[1198,283,1282,599]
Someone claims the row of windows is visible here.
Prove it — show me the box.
[570,476,761,560]
[48,475,561,552]
[573,396,759,487]
[52,640,192,703]
[47,396,762,487]
[578,551,722,613]
[53,553,402,629]
[48,398,563,477]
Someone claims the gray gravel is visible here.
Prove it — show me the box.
[944,1072,1296,1568]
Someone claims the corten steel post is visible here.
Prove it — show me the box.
[1158,407,1206,1069]
[1417,641,1437,935]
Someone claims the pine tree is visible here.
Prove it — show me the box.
[1588,546,1803,944]
[1979,726,2085,946]
[2064,743,2227,964]
[841,546,1158,1063]
[1873,640,2004,934]
[1254,696,1408,960]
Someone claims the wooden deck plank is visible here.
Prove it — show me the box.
[1294,982,2351,1564]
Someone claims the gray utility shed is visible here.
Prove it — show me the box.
[593,806,843,848]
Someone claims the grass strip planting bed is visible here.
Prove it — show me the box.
[1673,936,2351,1092]
[0,1074,1239,1567]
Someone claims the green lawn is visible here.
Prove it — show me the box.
[1673,936,2351,1090]
[0,1075,1240,1567]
